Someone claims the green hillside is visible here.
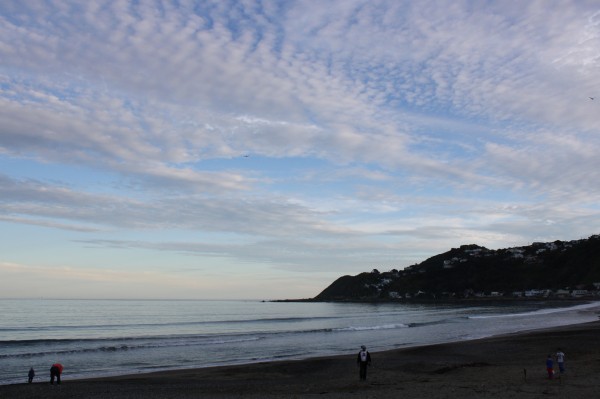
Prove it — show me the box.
[315,235,600,301]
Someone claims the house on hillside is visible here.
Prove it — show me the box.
[525,289,550,297]
[571,289,590,298]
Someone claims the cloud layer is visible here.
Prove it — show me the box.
[1,1,599,298]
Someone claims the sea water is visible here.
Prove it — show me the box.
[1,299,599,385]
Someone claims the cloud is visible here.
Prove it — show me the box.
[0,173,346,237]
[483,129,600,202]
[1,1,600,297]
[4,0,597,172]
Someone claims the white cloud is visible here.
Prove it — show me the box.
[1,1,599,298]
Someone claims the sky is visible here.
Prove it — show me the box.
[1,1,599,300]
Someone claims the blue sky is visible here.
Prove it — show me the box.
[1,1,599,299]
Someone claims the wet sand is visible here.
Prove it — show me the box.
[4,320,600,398]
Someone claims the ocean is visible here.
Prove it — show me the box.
[1,299,599,385]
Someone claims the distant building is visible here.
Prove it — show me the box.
[571,289,589,298]
[525,289,549,297]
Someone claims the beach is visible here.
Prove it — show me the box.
[4,320,599,399]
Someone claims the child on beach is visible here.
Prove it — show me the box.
[546,355,554,379]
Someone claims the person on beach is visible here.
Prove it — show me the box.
[357,345,372,380]
[50,363,63,385]
[546,354,554,379]
[28,367,35,383]
[555,349,565,373]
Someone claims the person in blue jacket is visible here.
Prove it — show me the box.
[546,354,554,379]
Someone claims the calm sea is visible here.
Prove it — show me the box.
[1,299,599,385]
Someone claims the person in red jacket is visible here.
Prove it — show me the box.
[50,363,63,385]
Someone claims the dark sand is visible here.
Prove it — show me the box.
[4,320,600,398]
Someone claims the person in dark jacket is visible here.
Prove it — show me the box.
[50,363,63,385]
[356,345,372,380]
[28,367,35,383]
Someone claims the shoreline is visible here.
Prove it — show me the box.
[4,319,600,398]
[275,296,597,303]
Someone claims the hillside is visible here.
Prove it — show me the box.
[314,234,600,301]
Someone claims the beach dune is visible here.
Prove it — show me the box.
[4,320,600,398]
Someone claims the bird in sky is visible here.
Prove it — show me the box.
[590,97,594,100]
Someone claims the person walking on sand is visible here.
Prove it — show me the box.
[555,349,565,374]
[546,354,554,379]
[357,345,372,380]
[50,363,63,385]
[28,367,35,383]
